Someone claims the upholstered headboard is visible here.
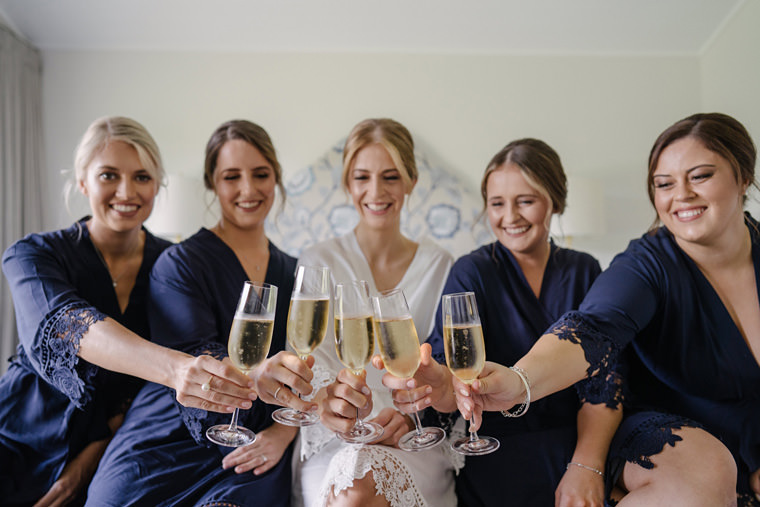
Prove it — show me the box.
[265,140,491,259]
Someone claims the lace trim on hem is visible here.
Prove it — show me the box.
[319,445,429,507]
[177,342,229,445]
[299,363,338,461]
[38,302,106,408]
[614,414,697,469]
[550,311,623,409]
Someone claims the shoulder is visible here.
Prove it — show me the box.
[2,223,81,266]
[152,229,219,278]
[416,236,454,267]
[268,240,298,274]
[552,246,602,274]
[298,235,347,266]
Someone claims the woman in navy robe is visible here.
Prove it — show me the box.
[87,120,314,506]
[375,139,622,506]
[0,117,257,506]
[454,113,759,506]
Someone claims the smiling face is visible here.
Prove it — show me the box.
[485,162,553,257]
[79,140,158,234]
[653,136,747,248]
[212,139,276,232]
[348,143,414,231]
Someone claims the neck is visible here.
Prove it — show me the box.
[354,222,413,264]
[509,239,552,271]
[86,219,143,258]
[212,220,268,252]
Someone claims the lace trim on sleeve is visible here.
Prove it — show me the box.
[38,301,106,408]
[549,311,623,409]
[299,363,337,460]
[174,342,232,445]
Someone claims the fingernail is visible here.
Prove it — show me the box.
[362,386,370,395]
[363,400,370,409]
[226,406,235,412]
[459,389,469,396]
[248,392,257,400]
[241,401,252,409]
[425,386,432,394]
[406,380,415,388]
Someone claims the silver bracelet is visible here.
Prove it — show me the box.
[566,461,604,477]
[500,366,531,418]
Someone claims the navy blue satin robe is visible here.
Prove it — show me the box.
[548,216,760,502]
[86,229,296,506]
[0,219,170,505]
[427,241,602,507]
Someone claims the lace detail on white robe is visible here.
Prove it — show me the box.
[319,445,428,507]
[299,363,337,461]
[443,416,466,473]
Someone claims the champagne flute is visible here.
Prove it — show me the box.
[272,265,331,426]
[334,281,384,443]
[442,292,499,455]
[371,288,446,451]
[207,281,278,447]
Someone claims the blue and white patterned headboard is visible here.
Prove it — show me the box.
[265,140,492,259]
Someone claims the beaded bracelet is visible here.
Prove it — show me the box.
[500,366,531,418]
[566,461,604,477]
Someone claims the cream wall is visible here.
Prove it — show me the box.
[41,51,702,266]
[701,0,760,217]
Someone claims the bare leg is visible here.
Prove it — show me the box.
[617,427,737,507]
[326,472,391,507]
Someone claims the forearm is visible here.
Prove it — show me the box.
[514,333,590,402]
[571,401,623,470]
[78,317,190,388]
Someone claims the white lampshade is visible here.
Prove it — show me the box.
[551,176,606,239]
[146,173,208,242]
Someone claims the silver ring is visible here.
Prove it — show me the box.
[201,376,213,392]
[273,386,282,401]
[261,454,268,462]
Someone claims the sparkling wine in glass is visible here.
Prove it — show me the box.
[371,288,446,451]
[442,292,499,455]
[272,265,331,427]
[334,280,384,443]
[206,281,277,447]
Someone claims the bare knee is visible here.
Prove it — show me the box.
[326,473,390,507]
[620,427,737,507]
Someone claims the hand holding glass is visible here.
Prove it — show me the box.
[442,292,499,455]
[333,281,384,443]
[206,281,277,447]
[372,288,446,451]
[272,265,331,427]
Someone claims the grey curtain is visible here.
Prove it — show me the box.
[0,21,44,374]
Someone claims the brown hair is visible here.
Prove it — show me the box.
[203,119,285,204]
[480,138,567,215]
[648,113,757,212]
[342,118,417,192]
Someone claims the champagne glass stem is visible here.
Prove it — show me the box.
[408,389,425,436]
[468,418,480,443]
[228,407,241,431]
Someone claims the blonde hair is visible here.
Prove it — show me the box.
[342,118,417,192]
[74,116,164,186]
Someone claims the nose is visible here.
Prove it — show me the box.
[239,172,256,195]
[504,202,520,222]
[368,175,383,198]
[674,179,695,201]
[116,177,136,198]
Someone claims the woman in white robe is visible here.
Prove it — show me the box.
[292,118,457,507]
